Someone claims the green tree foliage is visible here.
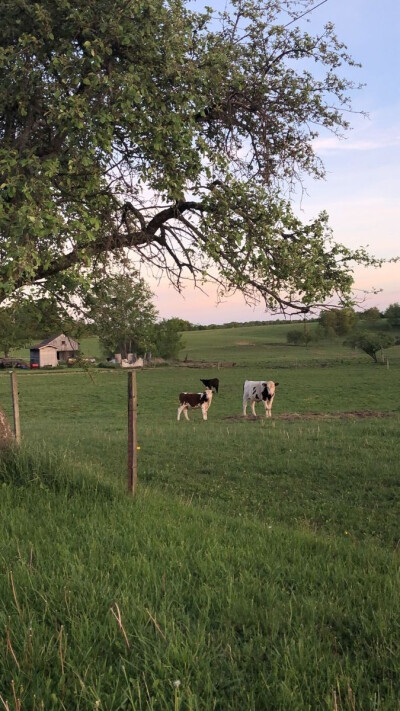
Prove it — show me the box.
[359,307,381,322]
[286,324,317,346]
[0,297,76,356]
[319,308,358,337]
[0,0,388,314]
[87,273,158,358]
[384,303,400,328]
[0,304,26,357]
[153,319,185,359]
[158,317,193,332]
[344,332,395,363]
[287,329,306,345]
[20,297,80,339]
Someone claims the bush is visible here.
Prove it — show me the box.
[286,326,318,346]
[287,329,306,345]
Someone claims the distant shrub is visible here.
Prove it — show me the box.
[287,329,306,345]
[287,326,318,346]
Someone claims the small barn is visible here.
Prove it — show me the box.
[30,334,79,368]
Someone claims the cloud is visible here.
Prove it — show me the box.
[313,135,400,154]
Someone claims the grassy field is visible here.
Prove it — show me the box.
[1,325,399,709]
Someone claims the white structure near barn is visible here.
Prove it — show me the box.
[30,334,79,368]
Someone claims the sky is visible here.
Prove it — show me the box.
[151,0,400,324]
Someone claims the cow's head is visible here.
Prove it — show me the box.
[261,381,279,401]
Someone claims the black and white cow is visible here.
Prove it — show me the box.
[200,378,219,393]
[243,380,279,418]
[177,389,213,421]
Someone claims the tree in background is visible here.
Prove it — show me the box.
[384,303,400,328]
[344,332,395,363]
[161,318,193,333]
[153,319,185,359]
[359,307,381,322]
[0,0,390,316]
[87,273,158,359]
[319,308,358,338]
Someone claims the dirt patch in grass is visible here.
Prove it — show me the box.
[224,410,398,422]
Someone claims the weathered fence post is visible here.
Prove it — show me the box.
[127,371,138,495]
[10,371,21,445]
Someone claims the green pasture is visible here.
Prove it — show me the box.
[1,329,400,709]
[177,322,400,367]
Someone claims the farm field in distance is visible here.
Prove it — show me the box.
[1,323,400,710]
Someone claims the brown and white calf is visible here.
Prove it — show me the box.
[243,380,279,418]
[177,389,213,421]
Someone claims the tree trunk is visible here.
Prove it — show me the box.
[0,402,15,449]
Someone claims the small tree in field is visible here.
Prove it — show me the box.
[88,273,158,359]
[344,332,395,363]
[153,319,185,359]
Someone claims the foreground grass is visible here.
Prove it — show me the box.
[1,447,399,710]
[0,349,399,709]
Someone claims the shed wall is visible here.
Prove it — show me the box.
[39,347,58,367]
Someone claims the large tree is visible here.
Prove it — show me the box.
[0,0,388,314]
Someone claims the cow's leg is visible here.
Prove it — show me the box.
[251,401,257,416]
[265,397,274,417]
[243,397,248,416]
[201,404,208,420]
[183,406,190,421]
[177,405,184,421]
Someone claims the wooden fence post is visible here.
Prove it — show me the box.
[127,371,138,495]
[10,371,21,445]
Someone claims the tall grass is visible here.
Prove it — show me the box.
[1,447,399,710]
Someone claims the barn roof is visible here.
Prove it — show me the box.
[30,333,79,350]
